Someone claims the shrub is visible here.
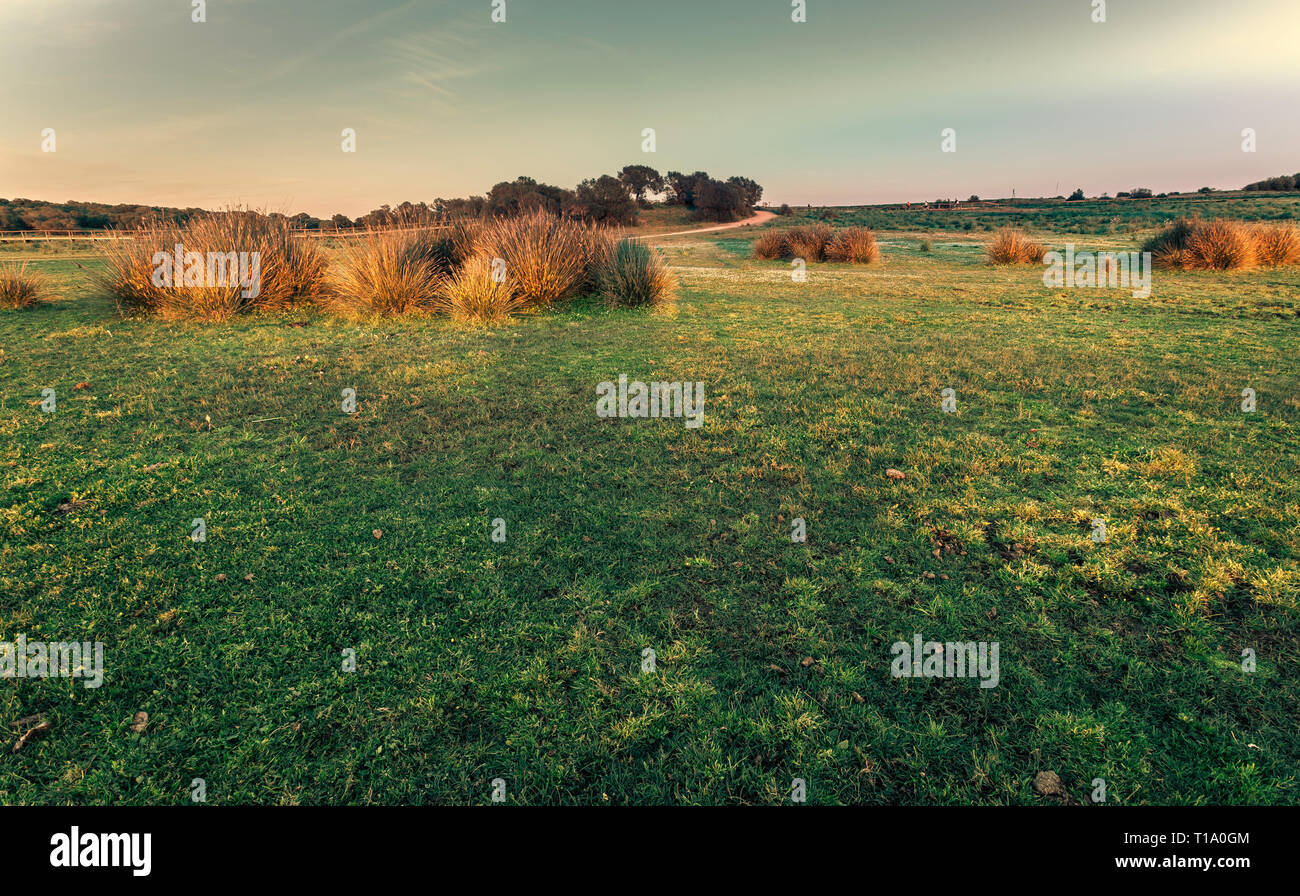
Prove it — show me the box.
[98,210,325,320]
[1143,217,1198,268]
[481,211,591,307]
[825,226,880,263]
[1145,218,1268,270]
[439,218,484,269]
[576,225,618,295]
[596,238,675,308]
[1183,219,1256,270]
[752,229,788,260]
[987,228,1046,264]
[0,262,50,309]
[323,226,448,317]
[785,224,833,263]
[434,254,526,322]
[1252,222,1300,266]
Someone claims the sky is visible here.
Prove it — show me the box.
[2,0,1298,217]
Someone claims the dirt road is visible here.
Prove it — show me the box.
[656,209,777,238]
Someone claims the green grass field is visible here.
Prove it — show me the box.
[2,201,1298,805]
[795,190,1300,236]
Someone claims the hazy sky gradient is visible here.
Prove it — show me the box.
[3,0,1298,216]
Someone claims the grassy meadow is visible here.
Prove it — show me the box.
[803,190,1300,236]
[2,197,1298,805]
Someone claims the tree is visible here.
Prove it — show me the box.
[726,176,763,208]
[692,178,748,222]
[618,165,663,206]
[434,196,487,218]
[574,175,637,225]
[1067,188,1085,201]
[486,177,571,217]
[664,171,710,207]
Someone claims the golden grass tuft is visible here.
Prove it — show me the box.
[1251,222,1300,267]
[596,238,676,308]
[752,229,788,260]
[987,228,1046,265]
[434,254,527,322]
[1184,219,1256,270]
[323,227,450,318]
[0,262,51,309]
[576,225,619,295]
[1144,217,1296,270]
[825,226,881,264]
[480,210,594,308]
[97,210,326,320]
[784,224,833,263]
[1143,217,1197,269]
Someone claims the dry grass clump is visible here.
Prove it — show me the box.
[98,210,326,319]
[596,238,676,308]
[433,255,526,322]
[0,262,51,309]
[752,229,788,260]
[1184,220,1257,270]
[480,210,593,308]
[324,227,450,317]
[1144,217,1296,270]
[440,218,484,269]
[784,224,834,262]
[1251,222,1300,266]
[575,225,618,295]
[754,225,882,264]
[825,226,881,264]
[1143,217,1198,269]
[987,228,1046,264]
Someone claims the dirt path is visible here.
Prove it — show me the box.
[655,209,777,238]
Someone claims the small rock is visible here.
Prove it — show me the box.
[885,468,906,481]
[1033,771,1065,797]
[130,711,149,734]
[800,657,815,667]
[852,692,865,704]
[74,381,91,391]
[215,573,226,582]
[373,529,383,539]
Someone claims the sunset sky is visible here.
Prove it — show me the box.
[3,0,1298,217]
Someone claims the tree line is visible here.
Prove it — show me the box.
[1,165,763,232]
